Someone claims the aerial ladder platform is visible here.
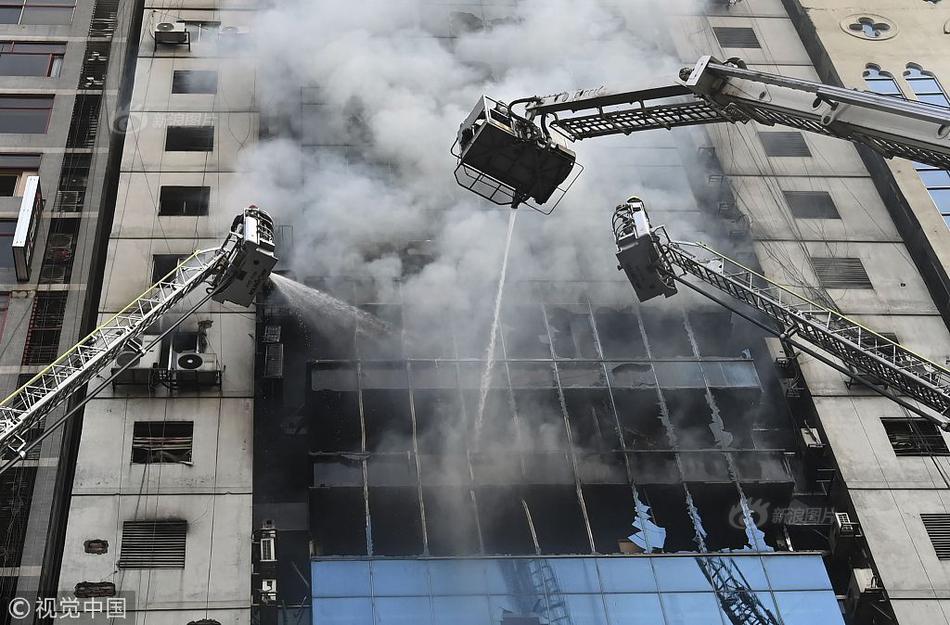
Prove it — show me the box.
[0,207,277,475]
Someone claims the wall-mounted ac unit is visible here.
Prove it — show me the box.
[154,22,190,47]
[112,336,162,387]
[219,25,250,37]
[169,343,221,387]
[830,511,863,553]
[845,568,883,620]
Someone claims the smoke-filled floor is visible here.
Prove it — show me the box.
[252,267,827,602]
[238,0,839,615]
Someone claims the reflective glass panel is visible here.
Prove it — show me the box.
[763,556,832,590]
[311,561,371,597]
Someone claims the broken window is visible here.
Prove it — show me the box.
[171,69,218,94]
[165,125,214,151]
[882,418,950,456]
[158,185,209,216]
[131,421,194,464]
[117,520,187,568]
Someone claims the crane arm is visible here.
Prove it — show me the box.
[453,56,950,209]
[0,207,277,467]
[531,56,950,170]
[613,198,950,430]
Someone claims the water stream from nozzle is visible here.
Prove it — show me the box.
[473,209,517,446]
[269,273,390,337]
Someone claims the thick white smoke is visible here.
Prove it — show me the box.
[227,0,703,315]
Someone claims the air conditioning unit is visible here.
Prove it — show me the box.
[112,336,162,387]
[219,25,250,37]
[169,344,221,388]
[260,578,277,604]
[800,427,824,450]
[830,511,862,552]
[846,568,883,620]
[116,336,162,369]
[154,22,190,46]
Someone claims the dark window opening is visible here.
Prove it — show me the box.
[783,190,840,219]
[423,487,480,556]
[39,218,79,284]
[367,487,424,556]
[165,125,214,151]
[882,419,950,456]
[0,174,16,196]
[713,26,760,48]
[309,487,367,556]
[811,257,873,289]
[594,307,646,359]
[759,132,811,157]
[158,185,209,216]
[0,95,53,134]
[22,291,67,365]
[132,421,194,464]
[117,520,187,569]
[151,253,187,283]
[0,219,14,268]
[172,70,218,94]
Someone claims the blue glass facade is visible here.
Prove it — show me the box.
[310,554,844,625]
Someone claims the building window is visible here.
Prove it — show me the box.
[898,65,950,227]
[863,64,903,96]
[759,131,811,157]
[904,64,949,107]
[22,291,67,365]
[171,70,217,94]
[152,254,187,283]
[131,421,193,464]
[882,418,950,456]
[0,96,53,134]
[180,20,220,44]
[712,26,760,48]
[117,520,187,569]
[159,186,210,216]
[811,257,873,289]
[0,0,74,25]
[783,190,840,219]
[165,125,214,151]
[922,514,950,559]
[0,153,40,197]
[0,42,65,77]
[0,219,15,268]
[848,17,891,39]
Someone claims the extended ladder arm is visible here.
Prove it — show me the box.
[613,199,950,429]
[453,56,950,210]
[0,207,278,468]
[529,56,950,170]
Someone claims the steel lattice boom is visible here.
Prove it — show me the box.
[0,206,278,468]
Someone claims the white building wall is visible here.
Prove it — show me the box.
[58,3,259,622]
[675,3,950,623]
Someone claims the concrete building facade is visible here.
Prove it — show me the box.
[12,2,950,625]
